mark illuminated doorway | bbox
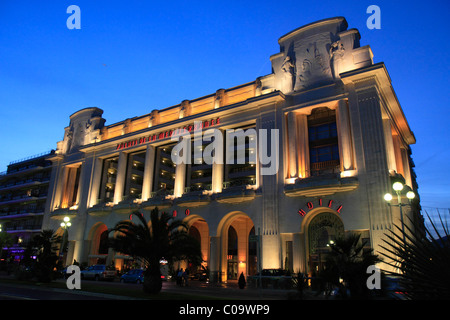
[307,211,344,275]
[219,212,255,282]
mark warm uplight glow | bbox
[406,191,415,200]
[393,182,403,192]
[384,193,393,202]
[285,177,296,184]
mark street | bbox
[0,274,295,301]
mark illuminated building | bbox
[42,17,420,280]
[0,151,54,261]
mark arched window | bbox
[98,230,109,255]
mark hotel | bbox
[42,17,421,282]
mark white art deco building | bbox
[42,17,420,281]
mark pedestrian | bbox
[177,268,184,286]
[182,269,188,287]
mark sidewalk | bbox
[160,279,315,300]
[0,271,316,300]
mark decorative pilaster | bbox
[287,111,298,178]
[114,151,128,204]
[336,99,355,172]
[296,114,310,178]
[141,145,155,201]
[382,118,397,174]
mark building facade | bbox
[42,17,420,281]
[0,151,54,261]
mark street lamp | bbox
[384,182,415,243]
[60,216,71,229]
[60,217,71,263]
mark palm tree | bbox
[380,210,450,300]
[108,208,202,294]
[31,230,61,282]
[320,233,381,299]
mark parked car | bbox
[120,269,144,284]
[80,264,116,281]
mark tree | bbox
[0,232,13,258]
[17,230,61,282]
[32,230,61,282]
[108,208,202,294]
[320,233,381,299]
[380,211,450,300]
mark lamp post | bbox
[60,217,71,264]
[384,182,415,243]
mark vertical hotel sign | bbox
[116,117,220,150]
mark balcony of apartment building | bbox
[0,174,51,193]
[0,204,45,220]
[0,189,48,206]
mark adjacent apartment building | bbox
[38,17,420,281]
[0,151,54,261]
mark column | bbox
[141,145,155,201]
[336,99,355,173]
[211,130,224,193]
[52,164,68,210]
[114,151,128,204]
[382,118,397,174]
[287,111,298,178]
[296,114,309,178]
[61,166,79,208]
[88,158,103,207]
[174,162,186,198]
[212,163,223,194]
[209,236,221,283]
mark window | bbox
[308,108,340,175]
[124,150,146,198]
[153,144,176,195]
[98,156,119,203]
[224,124,256,188]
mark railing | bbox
[184,184,212,193]
[8,150,54,165]
[309,160,340,176]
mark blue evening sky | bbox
[0,1,449,215]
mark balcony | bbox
[0,209,44,219]
[215,181,260,204]
[5,225,42,233]
[88,200,113,217]
[49,207,78,220]
[284,171,358,197]
[141,189,173,210]
[175,186,212,208]
[0,177,50,192]
[0,194,47,206]
[113,194,141,214]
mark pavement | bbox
[0,272,312,301]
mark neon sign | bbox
[298,198,343,217]
[116,117,220,150]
